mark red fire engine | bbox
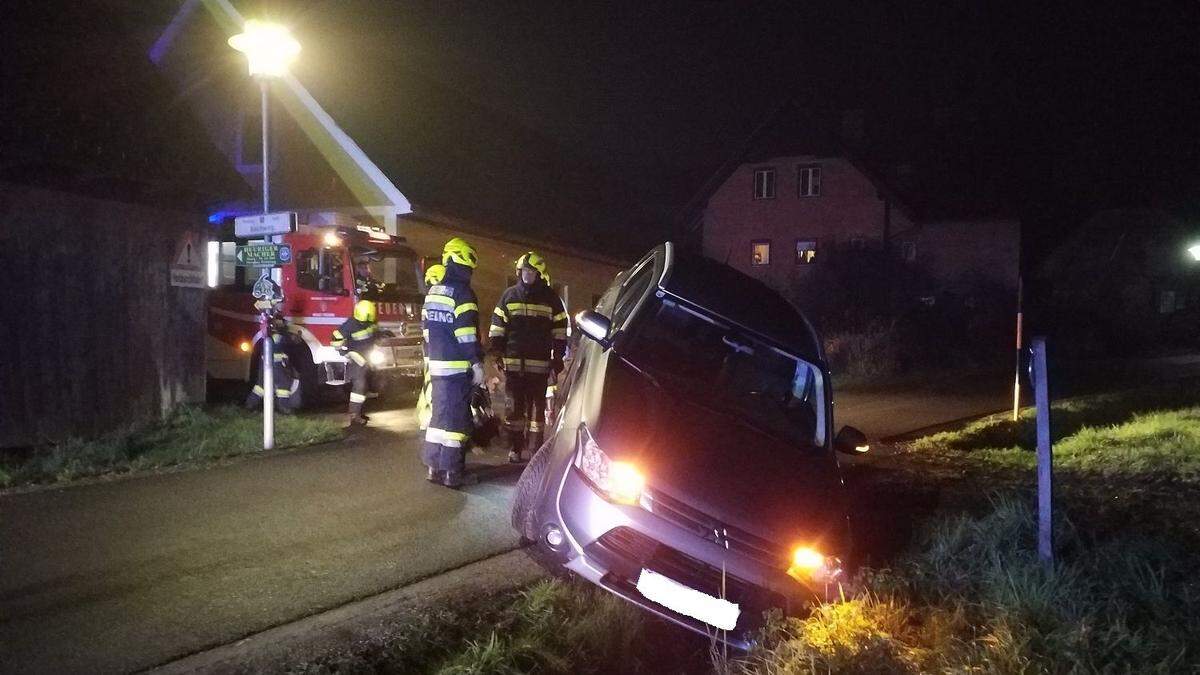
[207,217,425,396]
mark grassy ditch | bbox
[289,578,692,674]
[0,406,343,489]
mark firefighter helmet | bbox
[442,237,478,269]
[424,263,446,286]
[516,251,548,282]
[353,300,377,323]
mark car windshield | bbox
[356,250,420,299]
[620,296,825,449]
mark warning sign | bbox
[170,231,206,289]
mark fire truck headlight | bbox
[323,231,341,247]
[369,348,387,366]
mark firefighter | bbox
[421,238,484,487]
[416,263,446,432]
[332,299,378,427]
[489,252,569,463]
[245,313,303,413]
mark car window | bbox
[620,296,826,449]
[610,259,655,329]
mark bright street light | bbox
[228,19,300,452]
[1188,243,1200,262]
[227,20,300,78]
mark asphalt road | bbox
[0,409,522,674]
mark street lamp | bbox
[229,20,299,451]
[1188,242,1200,262]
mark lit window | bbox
[795,239,817,264]
[798,165,821,197]
[751,240,771,266]
[753,168,776,200]
[900,241,917,262]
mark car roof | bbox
[656,243,824,363]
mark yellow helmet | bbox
[442,237,478,269]
[353,299,377,323]
[424,263,446,286]
[516,251,548,282]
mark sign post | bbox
[1030,337,1053,568]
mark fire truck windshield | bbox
[356,250,420,300]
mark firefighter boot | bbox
[426,466,444,483]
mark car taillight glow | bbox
[575,425,644,505]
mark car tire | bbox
[511,437,553,542]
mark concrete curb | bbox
[146,549,546,674]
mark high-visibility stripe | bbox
[348,352,367,366]
[488,326,506,337]
[349,392,367,403]
[425,294,455,308]
[454,327,476,337]
[252,385,265,396]
[456,335,477,343]
[331,330,345,346]
[454,302,478,316]
[422,329,430,340]
[493,306,508,321]
[552,329,568,339]
[553,312,569,322]
[275,388,292,398]
[425,427,469,447]
[273,353,287,362]
[351,326,376,339]
[504,357,550,367]
[528,421,541,432]
[428,360,470,375]
[505,302,553,317]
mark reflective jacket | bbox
[331,317,377,366]
[488,279,568,374]
[422,260,481,376]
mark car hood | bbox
[594,359,849,555]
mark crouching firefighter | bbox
[416,263,446,431]
[489,252,568,463]
[422,238,484,487]
[332,300,378,427]
[245,313,303,413]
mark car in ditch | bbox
[511,242,867,648]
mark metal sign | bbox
[236,243,293,268]
[169,230,206,288]
[234,211,297,238]
[252,276,283,301]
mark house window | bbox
[900,241,917,262]
[751,240,771,266]
[753,168,776,200]
[795,239,817,264]
[1158,290,1177,314]
[797,164,821,197]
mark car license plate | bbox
[635,568,740,631]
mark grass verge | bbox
[0,406,343,489]
[290,578,662,674]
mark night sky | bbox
[9,0,1200,259]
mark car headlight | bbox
[787,545,843,585]
[368,348,387,366]
[575,424,644,505]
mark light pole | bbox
[229,20,300,450]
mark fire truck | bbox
[207,216,426,398]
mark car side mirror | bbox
[834,426,869,454]
[576,310,613,350]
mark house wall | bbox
[0,184,207,447]
[702,156,913,293]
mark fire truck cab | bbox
[207,216,425,397]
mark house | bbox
[696,104,1020,319]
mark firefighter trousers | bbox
[422,373,473,472]
[347,355,370,418]
[506,371,548,454]
[246,362,302,411]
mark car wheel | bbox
[511,437,554,542]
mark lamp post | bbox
[229,20,300,450]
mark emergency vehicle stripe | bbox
[454,302,478,316]
[349,392,367,403]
